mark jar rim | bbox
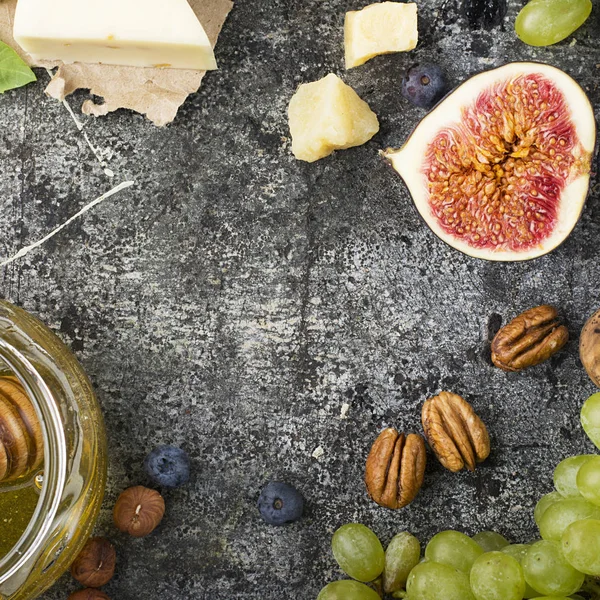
[0,338,67,585]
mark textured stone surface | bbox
[1,0,600,598]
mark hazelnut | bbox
[70,537,116,588]
[113,485,165,537]
[68,590,111,600]
[580,308,600,387]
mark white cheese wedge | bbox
[13,0,217,70]
[345,2,418,69]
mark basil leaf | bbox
[0,41,36,93]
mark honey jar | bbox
[0,301,107,599]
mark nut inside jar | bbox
[0,367,44,560]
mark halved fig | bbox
[383,62,596,261]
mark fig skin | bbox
[382,61,596,262]
[580,309,600,387]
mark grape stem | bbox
[369,576,384,598]
[391,592,407,598]
[582,576,600,598]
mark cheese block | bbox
[13,0,217,70]
[344,2,418,69]
[288,73,379,163]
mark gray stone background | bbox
[1,0,599,598]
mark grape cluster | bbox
[317,393,600,599]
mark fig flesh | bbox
[384,62,595,261]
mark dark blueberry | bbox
[463,0,507,29]
[257,481,304,526]
[401,64,450,110]
[144,446,190,488]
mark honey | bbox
[0,369,44,561]
[0,482,40,559]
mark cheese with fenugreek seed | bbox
[13,0,217,70]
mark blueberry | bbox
[463,0,507,29]
[144,446,190,488]
[257,481,304,526]
[401,64,450,109]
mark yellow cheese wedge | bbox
[345,2,418,69]
[288,73,379,163]
[13,0,217,70]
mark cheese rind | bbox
[288,73,379,163]
[345,2,418,69]
[13,0,217,70]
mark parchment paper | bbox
[0,0,233,125]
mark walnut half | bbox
[422,391,490,472]
[491,305,568,372]
[365,428,426,509]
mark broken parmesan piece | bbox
[344,2,418,69]
[288,73,379,163]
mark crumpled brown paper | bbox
[0,0,233,125]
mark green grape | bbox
[316,580,381,600]
[406,561,475,600]
[538,497,600,541]
[472,531,510,552]
[561,518,600,576]
[576,456,600,506]
[522,540,584,596]
[501,544,530,561]
[529,597,571,599]
[535,492,563,527]
[514,0,592,47]
[470,551,525,600]
[332,524,385,582]
[581,393,600,449]
[383,532,421,594]
[501,544,539,598]
[425,530,483,574]
[554,456,595,497]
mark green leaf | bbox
[0,41,36,94]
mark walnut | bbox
[365,428,426,509]
[113,486,165,537]
[491,305,568,372]
[70,537,116,588]
[422,391,490,472]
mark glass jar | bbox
[0,300,107,600]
